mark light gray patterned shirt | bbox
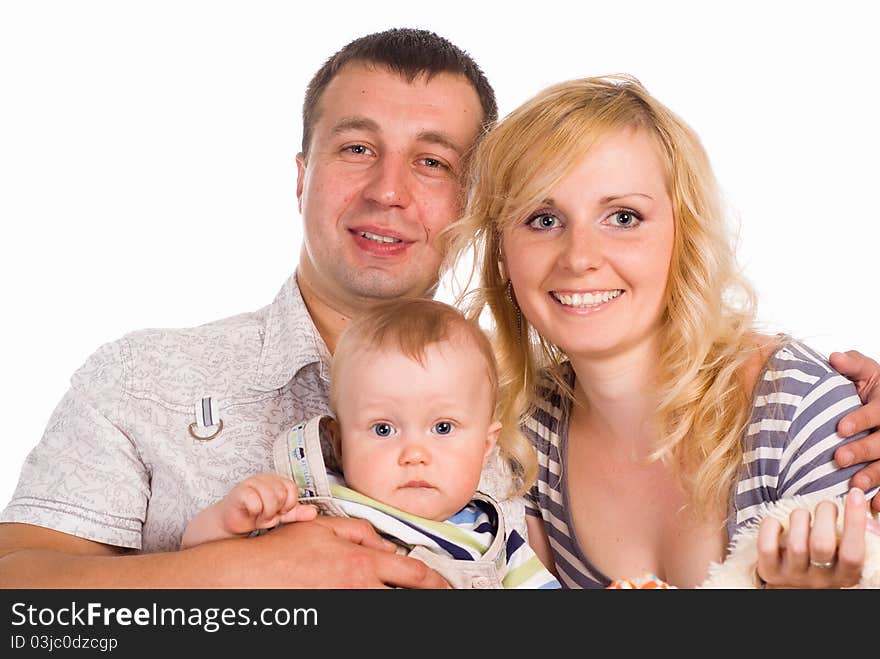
[2,274,522,552]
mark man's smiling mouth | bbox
[359,230,403,244]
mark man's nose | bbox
[362,153,412,208]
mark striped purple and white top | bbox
[524,340,874,589]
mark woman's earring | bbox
[505,279,523,334]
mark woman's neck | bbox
[568,336,662,455]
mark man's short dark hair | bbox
[301,28,497,156]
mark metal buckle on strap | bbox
[188,397,223,441]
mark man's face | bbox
[296,62,484,310]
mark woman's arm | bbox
[526,515,559,579]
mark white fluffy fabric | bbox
[700,492,880,588]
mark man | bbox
[1,28,879,588]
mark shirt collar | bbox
[253,272,331,392]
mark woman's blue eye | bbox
[608,210,642,228]
[527,214,560,230]
[372,423,394,437]
[432,421,453,435]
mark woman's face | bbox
[501,127,675,361]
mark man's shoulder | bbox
[121,306,270,358]
[71,275,324,405]
[69,306,271,404]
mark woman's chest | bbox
[564,440,727,587]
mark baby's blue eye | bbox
[432,421,453,435]
[372,423,394,437]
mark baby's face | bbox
[332,339,500,521]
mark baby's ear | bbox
[483,421,502,464]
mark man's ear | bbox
[295,153,306,213]
[483,421,502,465]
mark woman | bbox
[449,75,879,588]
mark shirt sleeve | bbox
[0,338,150,549]
[776,370,873,501]
[524,484,539,516]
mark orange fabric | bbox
[606,574,676,589]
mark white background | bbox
[1,0,878,506]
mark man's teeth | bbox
[553,290,622,307]
[360,231,402,244]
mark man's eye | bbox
[344,144,371,156]
[432,421,454,435]
[371,423,394,437]
[527,214,560,230]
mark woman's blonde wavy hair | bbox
[444,74,767,515]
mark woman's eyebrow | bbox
[600,192,654,203]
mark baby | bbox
[182,298,560,589]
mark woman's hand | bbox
[755,488,870,588]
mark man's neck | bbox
[294,267,440,354]
[295,272,353,355]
